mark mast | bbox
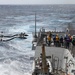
[34,13,37,38]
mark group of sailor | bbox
[19,32,26,38]
[43,31,75,49]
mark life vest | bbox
[47,36,51,41]
[56,36,59,41]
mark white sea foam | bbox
[0,59,33,75]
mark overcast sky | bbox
[0,0,75,5]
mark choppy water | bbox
[0,5,75,75]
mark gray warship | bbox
[31,16,75,75]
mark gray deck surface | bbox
[35,46,75,72]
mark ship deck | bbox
[34,45,75,75]
[32,30,75,75]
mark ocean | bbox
[0,5,75,75]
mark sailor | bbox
[20,32,25,38]
[72,36,75,46]
[40,27,45,41]
[64,34,67,48]
[72,36,75,57]
[55,34,59,47]
[59,36,63,47]
[69,34,72,42]
[47,34,51,46]
[53,35,56,46]
[20,32,23,37]
[65,35,70,49]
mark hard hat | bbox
[68,34,70,36]
[56,34,58,36]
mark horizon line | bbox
[0,4,75,5]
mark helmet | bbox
[56,34,58,36]
[68,34,70,36]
